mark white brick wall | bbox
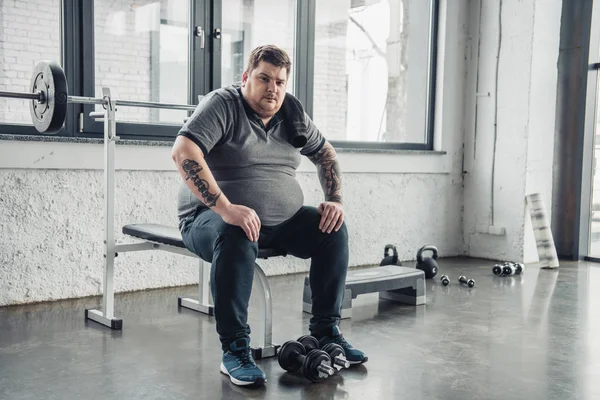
[94,1,151,123]
[313,0,349,140]
[0,0,189,126]
[221,0,296,87]
[95,1,189,124]
[0,0,61,124]
[94,0,159,123]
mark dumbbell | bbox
[297,335,350,370]
[492,264,504,276]
[493,262,513,276]
[278,340,336,382]
[458,275,475,288]
[440,274,450,286]
[502,262,524,276]
[493,262,524,276]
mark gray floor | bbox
[2,257,600,400]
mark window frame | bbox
[0,0,439,150]
[310,0,440,151]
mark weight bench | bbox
[302,265,426,319]
[85,223,283,360]
[83,102,422,359]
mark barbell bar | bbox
[0,90,199,110]
[0,60,198,134]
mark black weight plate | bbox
[278,341,305,373]
[29,61,68,134]
[297,335,318,352]
[322,343,344,359]
[303,350,332,382]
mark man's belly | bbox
[218,176,305,226]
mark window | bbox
[312,0,437,148]
[220,0,296,92]
[0,0,438,149]
[0,0,61,129]
[93,0,190,124]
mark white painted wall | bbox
[462,0,562,262]
[0,139,463,306]
[0,0,472,306]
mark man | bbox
[171,44,367,387]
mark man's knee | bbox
[215,223,259,258]
[327,221,348,247]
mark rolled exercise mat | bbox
[525,193,559,269]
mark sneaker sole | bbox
[220,362,266,386]
[349,356,368,365]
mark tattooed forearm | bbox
[308,145,342,204]
[181,159,222,207]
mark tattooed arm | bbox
[171,136,261,241]
[307,141,344,233]
[308,141,342,204]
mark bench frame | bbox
[83,92,278,359]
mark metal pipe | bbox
[0,90,41,101]
[1,91,197,111]
[67,95,105,105]
[68,95,197,111]
[114,99,197,111]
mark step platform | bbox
[302,265,425,319]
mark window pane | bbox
[94,0,189,124]
[221,0,296,93]
[313,0,434,143]
[0,0,61,126]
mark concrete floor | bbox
[1,257,600,400]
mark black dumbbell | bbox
[504,262,523,275]
[321,343,350,370]
[440,274,450,286]
[298,335,350,370]
[298,335,319,352]
[492,264,504,276]
[458,275,475,288]
[278,340,336,382]
[494,261,524,276]
[502,263,516,276]
[499,262,524,276]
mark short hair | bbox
[245,45,292,78]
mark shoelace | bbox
[332,335,353,350]
[233,349,255,367]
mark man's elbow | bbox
[171,135,203,164]
[171,145,183,164]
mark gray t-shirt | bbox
[177,85,325,227]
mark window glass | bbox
[221,0,296,93]
[94,0,190,124]
[313,0,434,143]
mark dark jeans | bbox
[180,206,349,351]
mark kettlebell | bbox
[380,244,402,266]
[415,245,439,279]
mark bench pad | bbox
[122,223,287,259]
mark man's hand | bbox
[317,201,344,234]
[220,204,261,242]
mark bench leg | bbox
[85,248,123,329]
[85,112,122,330]
[178,259,214,315]
[251,262,278,360]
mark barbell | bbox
[0,60,198,134]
